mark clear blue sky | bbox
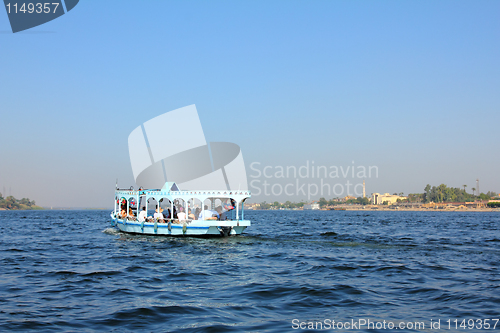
[1,0,499,207]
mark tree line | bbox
[0,193,42,210]
[422,184,496,203]
[318,197,370,207]
[258,201,306,210]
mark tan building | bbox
[372,193,406,205]
[244,203,261,210]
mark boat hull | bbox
[110,214,250,236]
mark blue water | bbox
[1,210,499,332]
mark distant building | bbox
[372,193,406,205]
[303,202,320,210]
[244,203,261,210]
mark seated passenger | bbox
[154,206,164,222]
[177,207,187,220]
[194,208,201,220]
[163,208,171,220]
[188,208,196,220]
[210,208,220,219]
[216,206,227,221]
[128,208,135,219]
[199,205,218,220]
[120,208,127,219]
[138,207,147,222]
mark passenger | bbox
[138,207,147,222]
[194,208,201,220]
[177,207,187,220]
[164,208,171,220]
[154,206,164,222]
[120,206,127,219]
[210,207,220,219]
[199,205,218,220]
[188,208,196,220]
[216,206,227,221]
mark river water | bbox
[1,210,499,332]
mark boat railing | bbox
[114,214,246,223]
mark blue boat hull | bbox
[110,214,249,236]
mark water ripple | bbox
[0,210,499,331]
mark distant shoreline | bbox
[1,207,498,212]
[0,207,111,211]
[248,208,500,212]
[0,207,43,211]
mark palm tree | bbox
[472,188,476,196]
[463,185,467,193]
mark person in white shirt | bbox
[199,205,218,220]
[153,206,164,222]
[177,206,187,220]
[138,207,148,222]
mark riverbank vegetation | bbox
[0,193,43,210]
[422,184,496,203]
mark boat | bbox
[329,207,346,211]
[110,181,251,236]
[112,105,251,236]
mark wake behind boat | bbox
[111,182,251,236]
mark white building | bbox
[303,203,320,210]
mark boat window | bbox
[128,197,137,216]
[147,197,158,217]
